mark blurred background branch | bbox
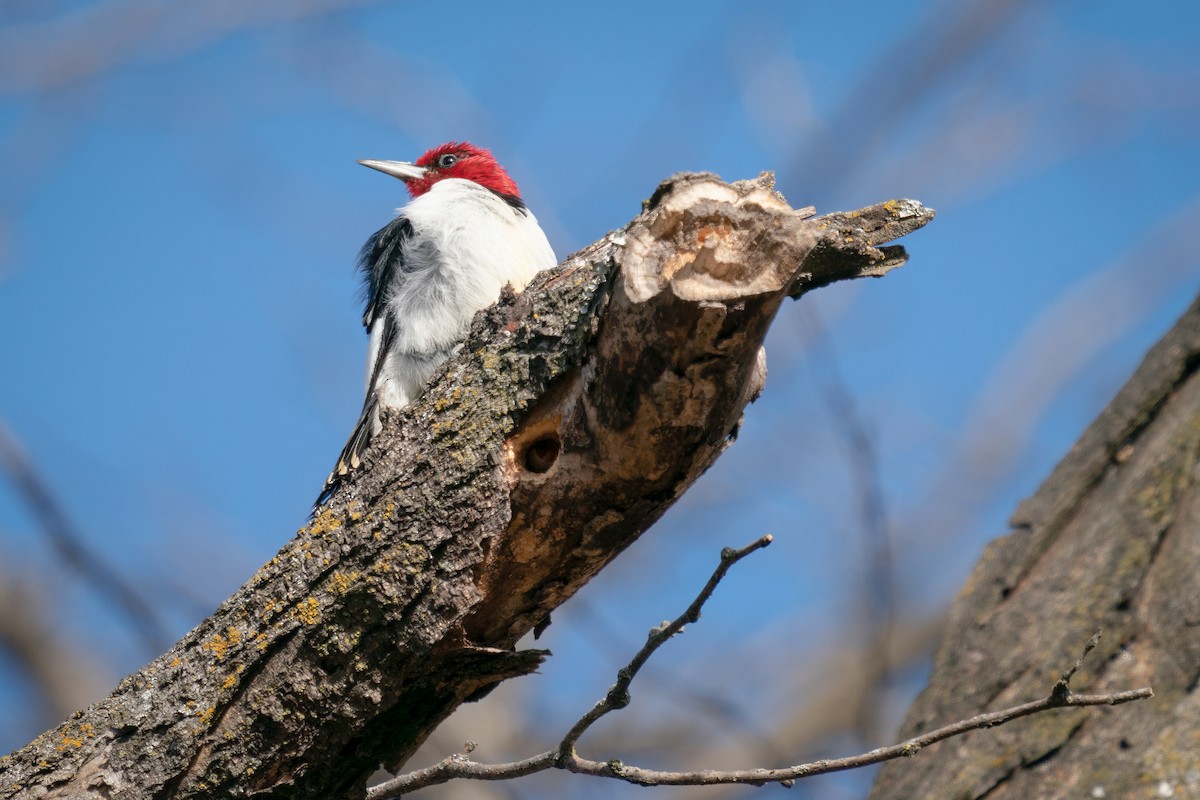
[0,420,168,652]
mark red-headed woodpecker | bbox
[318,142,556,505]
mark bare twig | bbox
[368,535,774,798]
[1052,629,1101,700]
[560,597,789,764]
[556,535,775,756]
[555,686,1151,788]
[368,556,1151,797]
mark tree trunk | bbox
[870,296,1200,799]
[0,172,932,800]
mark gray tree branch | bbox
[0,172,931,800]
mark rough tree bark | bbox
[0,173,932,800]
[870,295,1200,799]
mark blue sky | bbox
[2,0,1198,794]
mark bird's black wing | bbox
[314,217,412,512]
[359,215,413,329]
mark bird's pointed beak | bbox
[358,159,427,181]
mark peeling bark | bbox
[0,172,932,800]
[870,296,1200,800]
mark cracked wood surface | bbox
[0,172,932,800]
[870,296,1200,799]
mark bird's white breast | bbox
[387,178,556,355]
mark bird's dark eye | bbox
[437,153,459,168]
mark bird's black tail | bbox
[313,392,379,513]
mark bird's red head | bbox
[404,142,520,199]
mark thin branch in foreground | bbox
[367,534,773,799]
[368,556,1152,798]
[556,534,775,757]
